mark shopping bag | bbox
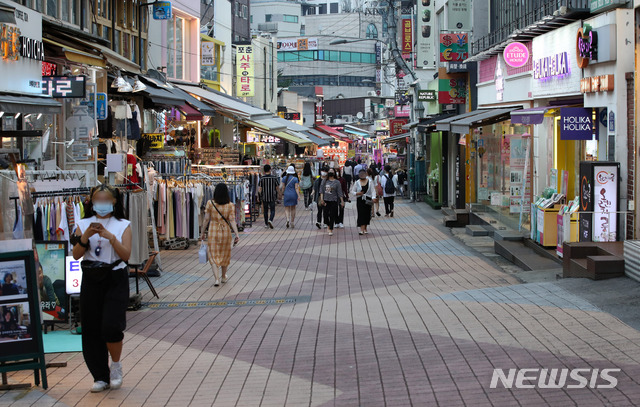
[344,201,354,210]
[198,242,208,264]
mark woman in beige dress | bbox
[200,183,240,286]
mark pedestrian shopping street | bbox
[4,201,640,407]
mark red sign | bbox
[402,19,412,53]
[390,119,408,136]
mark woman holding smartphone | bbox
[72,184,132,393]
[200,183,240,286]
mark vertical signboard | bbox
[447,0,471,31]
[416,0,436,68]
[579,162,593,242]
[201,41,215,66]
[592,164,619,242]
[438,78,466,104]
[236,45,254,97]
[402,19,413,54]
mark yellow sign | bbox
[236,45,254,97]
[0,23,21,61]
[143,133,164,149]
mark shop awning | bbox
[402,121,419,130]
[435,110,483,132]
[131,78,185,107]
[510,106,568,125]
[43,38,106,68]
[450,107,520,134]
[285,130,315,146]
[301,131,330,147]
[272,131,307,145]
[417,113,456,132]
[171,87,216,117]
[344,125,371,137]
[54,33,141,73]
[316,125,354,144]
[306,128,333,142]
[245,118,287,133]
[382,133,410,144]
[178,103,203,121]
[0,93,62,114]
[176,84,273,120]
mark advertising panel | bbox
[439,33,468,62]
[277,38,319,51]
[416,0,436,68]
[560,108,598,141]
[236,45,254,97]
[447,0,471,31]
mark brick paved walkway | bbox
[3,201,640,406]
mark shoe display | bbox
[110,363,123,389]
[91,381,110,393]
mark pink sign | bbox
[394,105,411,117]
[503,42,529,68]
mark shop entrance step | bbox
[466,225,491,237]
[562,242,625,280]
[495,240,562,271]
[441,207,470,228]
[493,230,525,241]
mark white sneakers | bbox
[91,381,110,393]
[110,362,123,389]
[336,224,344,228]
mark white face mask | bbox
[321,171,327,177]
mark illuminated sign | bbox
[247,131,280,143]
[533,52,569,80]
[402,19,412,53]
[576,26,597,69]
[19,36,44,61]
[236,45,254,97]
[283,112,300,120]
[153,1,172,20]
[503,42,529,68]
[0,23,21,61]
[41,76,86,98]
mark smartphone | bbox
[90,222,103,229]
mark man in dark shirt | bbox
[258,164,280,229]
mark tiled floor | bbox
[3,201,640,406]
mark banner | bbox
[447,0,471,31]
[560,107,597,140]
[276,38,319,51]
[402,19,413,53]
[416,0,435,68]
[236,45,254,97]
[390,119,408,136]
[439,33,468,62]
[201,41,215,66]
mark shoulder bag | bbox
[211,201,234,233]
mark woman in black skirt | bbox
[351,169,376,235]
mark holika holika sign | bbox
[560,108,598,141]
[533,52,569,80]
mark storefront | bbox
[0,4,61,167]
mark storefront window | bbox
[167,16,185,80]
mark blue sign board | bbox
[560,108,598,141]
[153,1,172,20]
[96,92,107,120]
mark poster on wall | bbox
[509,136,531,214]
[201,42,215,66]
[236,45,254,97]
[416,0,436,68]
[34,242,68,323]
[447,0,471,31]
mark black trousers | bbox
[337,201,345,224]
[384,196,395,215]
[316,203,325,224]
[303,188,313,208]
[323,201,339,229]
[344,174,352,192]
[80,267,129,383]
[263,201,276,225]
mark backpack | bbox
[384,175,396,195]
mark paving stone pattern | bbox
[3,202,640,406]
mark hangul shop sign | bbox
[590,0,625,13]
[576,25,597,69]
[236,45,254,97]
[247,132,280,143]
[402,19,412,53]
[580,74,614,93]
[142,133,164,149]
[41,76,86,98]
[276,38,318,51]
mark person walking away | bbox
[369,167,382,217]
[300,162,315,211]
[319,169,345,236]
[343,161,353,192]
[313,166,329,229]
[336,169,349,228]
[72,185,132,393]
[397,169,406,197]
[380,165,399,217]
[280,166,300,228]
[201,183,240,286]
[352,169,375,235]
[354,159,364,178]
[258,164,280,229]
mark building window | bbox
[250,15,253,23]
[46,0,58,18]
[242,5,248,19]
[319,4,327,14]
[265,14,272,22]
[167,16,185,80]
[330,2,338,13]
[283,15,298,23]
[366,23,378,39]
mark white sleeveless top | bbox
[76,216,131,270]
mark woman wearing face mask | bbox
[318,169,344,236]
[352,169,375,235]
[72,185,132,393]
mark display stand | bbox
[0,251,48,390]
[536,205,562,248]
